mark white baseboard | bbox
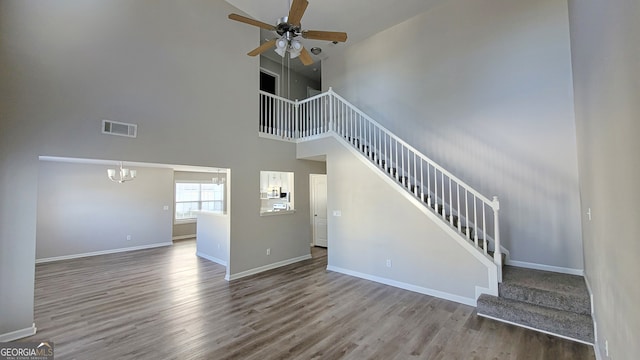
[227,254,312,281]
[506,260,584,276]
[593,339,604,360]
[0,323,37,342]
[172,235,196,241]
[35,242,173,264]
[326,265,476,307]
[196,252,227,267]
[476,313,594,346]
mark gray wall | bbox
[298,136,491,304]
[323,0,584,271]
[260,56,321,100]
[196,212,229,266]
[0,0,323,338]
[568,0,640,358]
[36,161,173,259]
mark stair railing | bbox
[259,88,502,281]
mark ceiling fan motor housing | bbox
[276,16,301,37]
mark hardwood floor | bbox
[25,240,595,359]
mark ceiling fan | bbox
[228,0,348,66]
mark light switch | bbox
[333,210,342,217]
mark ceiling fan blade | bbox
[288,0,309,26]
[302,30,348,43]
[228,13,275,31]
[299,47,314,66]
[247,39,277,57]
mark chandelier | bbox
[107,162,137,183]
[212,169,226,185]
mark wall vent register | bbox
[102,120,138,138]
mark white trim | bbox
[259,132,297,143]
[196,252,227,267]
[227,254,311,281]
[327,265,476,307]
[0,323,37,342]
[38,155,223,173]
[584,275,600,356]
[584,275,595,315]
[506,260,584,276]
[593,339,604,360]
[476,313,594,346]
[35,242,173,264]
[172,234,196,241]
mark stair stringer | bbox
[297,133,499,305]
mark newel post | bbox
[493,196,502,282]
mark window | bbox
[175,182,225,221]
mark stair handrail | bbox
[324,88,497,209]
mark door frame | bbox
[309,174,328,247]
[260,67,280,96]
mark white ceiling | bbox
[225,0,447,82]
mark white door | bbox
[311,174,328,247]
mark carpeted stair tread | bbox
[500,266,590,315]
[477,294,594,344]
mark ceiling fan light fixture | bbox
[290,40,302,51]
[289,39,303,59]
[274,46,287,57]
[275,36,288,57]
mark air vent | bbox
[102,120,137,138]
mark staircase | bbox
[259,88,594,346]
[477,266,594,344]
[260,88,504,279]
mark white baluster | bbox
[465,189,469,239]
[457,183,461,232]
[474,196,478,247]
[427,164,431,206]
[441,172,445,220]
[420,160,424,201]
[482,203,487,255]
[449,177,453,225]
[493,196,502,282]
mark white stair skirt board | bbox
[226,254,312,281]
[0,323,37,342]
[327,265,476,307]
[35,242,173,264]
[196,252,227,267]
[506,260,584,276]
[476,312,594,346]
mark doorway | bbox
[260,68,279,95]
[310,174,327,247]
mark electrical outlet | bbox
[217,243,221,249]
[163,205,169,211]
[126,235,132,241]
[266,248,271,256]
[386,259,392,268]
